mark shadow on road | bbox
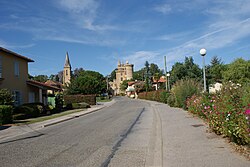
[0,133,45,145]
[0,125,11,131]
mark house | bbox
[126,81,136,98]
[152,76,166,90]
[0,47,60,106]
[45,80,63,94]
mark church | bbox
[63,52,72,86]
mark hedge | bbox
[13,103,45,120]
[0,105,13,125]
[138,90,170,104]
[64,95,96,105]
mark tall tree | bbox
[222,58,250,84]
[170,57,202,85]
[144,61,151,91]
[57,71,63,83]
[66,70,106,95]
[133,68,145,81]
[73,68,84,78]
[150,63,163,76]
[207,56,226,85]
[109,69,117,81]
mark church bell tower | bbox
[63,52,72,86]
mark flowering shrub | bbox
[187,82,250,145]
[171,79,201,109]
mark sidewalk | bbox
[150,101,250,167]
[0,100,116,142]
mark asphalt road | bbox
[0,97,153,167]
[1,97,249,167]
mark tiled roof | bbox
[27,80,62,90]
[0,47,34,62]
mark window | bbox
[121,77,123,81]
[29,92,35,103]
[66,70,68,76]
[0,56,2,78]
[14,61,19,77]
[13,91,21,106]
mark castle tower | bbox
[63,52,72,86]
[113,60,134,94]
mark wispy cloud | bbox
[155,1,250,65]
[0,39,35,49]
[154,3,171,14]
[58,0,117,32]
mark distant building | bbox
[109,60,134,95]
[63,52,72,86]
[152,76,166,90]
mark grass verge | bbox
[96,97,112,102]
[14,108,86,125]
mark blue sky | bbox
[0,0,250,76]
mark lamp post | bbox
[200,48,207,92]
[166,73,170,92]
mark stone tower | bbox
[63,52,71,86]
[112,60,134,94]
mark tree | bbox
[153,72,161,90]
[133,69,145,81]
[145,61,151,91]
[73,68,84,78]
[109,69,117,81]
[33,75,48,82]
[206,56,226,85]
[57,71,63,83]
[66,70,106,95]
[170,57,202,85]
[150,63,163,76]
[120,80,131,91]
[222,58,250,84]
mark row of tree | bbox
[118,56,249,93]
[30,56,249,96]
[170,56,250,88]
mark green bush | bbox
[160,91,170,103]
[0,89,14,105]
[138,90,163,102]
[64,94,96,105]
[13,103,44,119]
[167,94,176,107]
[55,94,63,112]
[171,79,201,109]
[0,105,13,125]
[187,82,250,145]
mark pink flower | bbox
[244,109,250,115]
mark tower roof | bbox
[64,52,71,68]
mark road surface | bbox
[0,97,249,167]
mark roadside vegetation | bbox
[138,57,250,147]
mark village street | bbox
[0,97,249,167]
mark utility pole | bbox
[164,56,167,91]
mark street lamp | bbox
[166,73,170,92]
[200,48,207,92]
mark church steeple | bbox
[63,52,72,86]
[64,52,71,68]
